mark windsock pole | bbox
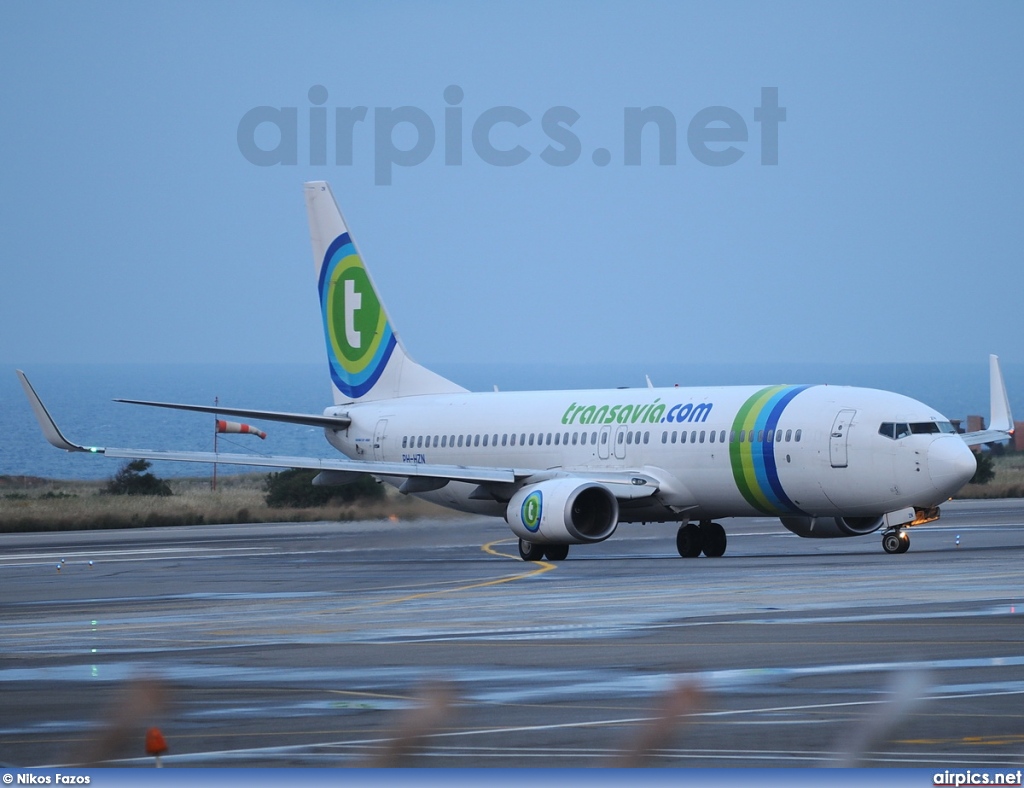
[212,397,218,491]
[211,406,268,490]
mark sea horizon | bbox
[3,360,1020,481]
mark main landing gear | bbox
[881,528,910,554]
[676,521,727,558]
[518,539,569,562]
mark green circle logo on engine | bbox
[521,490,542,533]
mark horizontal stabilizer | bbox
[114,398,351,429]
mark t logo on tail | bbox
[344,278,362,350]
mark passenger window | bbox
[785,429,792,442]
[794,429,802,442]
[709,430,716,444]
[493,434,498,446]
[563,432,569,445]
[520,433,526,445]
[661,431,668,444]
[593,432,599,444]
[482,434,488,447]
[757,430,764,442]
[402,436,408,448]
[617,431,624,444]
[510,433,516,446]
[681,431,687,444]
[601,432,607,445]
[434,436,439,448]
[765,429,774,443]
[554,433,560,446]
[720,430,726,443]
[457,435,464,447]
[691,431,697,443]
[572,433,578,445]
[626,431,633,445]
[529,434,535,446]
[644,431,650,444]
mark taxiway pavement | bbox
[1,499,1022,767]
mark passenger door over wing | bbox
[373,419,388,461]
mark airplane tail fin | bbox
[304,181,466,404]
[988,354,1014,434]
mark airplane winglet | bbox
[988,354,1013,434]
[16,370,104,454]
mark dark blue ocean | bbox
[3,361,1021,481]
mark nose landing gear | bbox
[882,528,910,554]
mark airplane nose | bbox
[928,437,977,495]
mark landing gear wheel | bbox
[544,544,569,561]
[701,522,727,558]
[518,538,545,561]
[676,523,702,558]
[882,530,910,554]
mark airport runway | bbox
[1,499,1022,768]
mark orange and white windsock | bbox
[216,420,267,440]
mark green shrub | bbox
[970,452,995,485]
[103,459,172,497]
[264,468,383,508]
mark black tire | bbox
[701,522,727,558]
[896,532,910,554]
[518,538,545,561]
[882,531,903,554]
[544,544,569,561]
[676,523,702,558]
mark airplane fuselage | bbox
[325,383,976,525]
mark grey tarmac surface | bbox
[1,499,1022,768]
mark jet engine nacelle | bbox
[779,515,885,539]
[507,479,619,545]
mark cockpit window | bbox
[879,422,911,440]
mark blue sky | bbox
[2,1,1022,368]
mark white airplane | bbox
[18,181,1015,559]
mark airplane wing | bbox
[17,370,668,501]
[960,355,1015,447]
[17,370,512,485]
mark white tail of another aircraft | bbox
[304,181,465,405]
